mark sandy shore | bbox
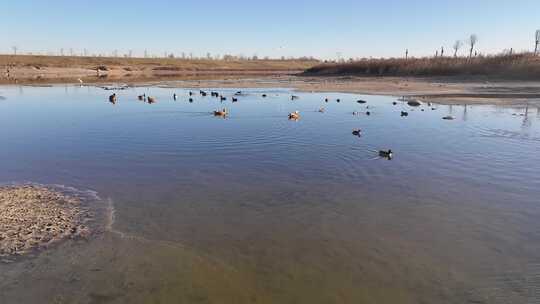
[0,185,93,258]
[2,62,540,105]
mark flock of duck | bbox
[106,89,456,160]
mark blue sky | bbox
[1,0,539,59]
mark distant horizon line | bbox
[0,48,538,63]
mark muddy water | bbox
[0,85,539,303]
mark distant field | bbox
[0,55,319,84]
[0,55,318,71]
[303,54,540,79]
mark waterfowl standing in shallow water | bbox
[173,93,177,100]
[352,129,361,136]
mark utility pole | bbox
[405,49,408,59]
[535,30,540,55]
[12,46,18,55]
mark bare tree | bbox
[11,46,18,55]
[453,40,462,57]
[467,34,478,59]
[535,29,540,55]
[405,49,408,59]
[441,46,444,57]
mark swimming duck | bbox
[366,111,371,116]
[189,98,194,103]
[336,99,341,103]
[138,94,145,101]
[325,98,329,102]
[214,108,228,117]
[109,93,117,104]
[232,97,238,102]
[407,100,421,107]
[189,91,194,96]
[401,111,409,117]
[392,101,397,105]
[262,94,267,98]
[357,100,367,104]
[220,96,227,101]
[318,108,325,113]
[379,149,393,159]
[291,95,299,100]
[147,96,156,104]
[288,111,300,120]
[352,129,361,136]
[442,115,455,120]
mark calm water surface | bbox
[0,84,539,304]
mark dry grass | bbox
[303,54,540,79]
[0,55,319,72]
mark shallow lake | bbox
[1,84,539,304]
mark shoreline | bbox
[2,72,540,106]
